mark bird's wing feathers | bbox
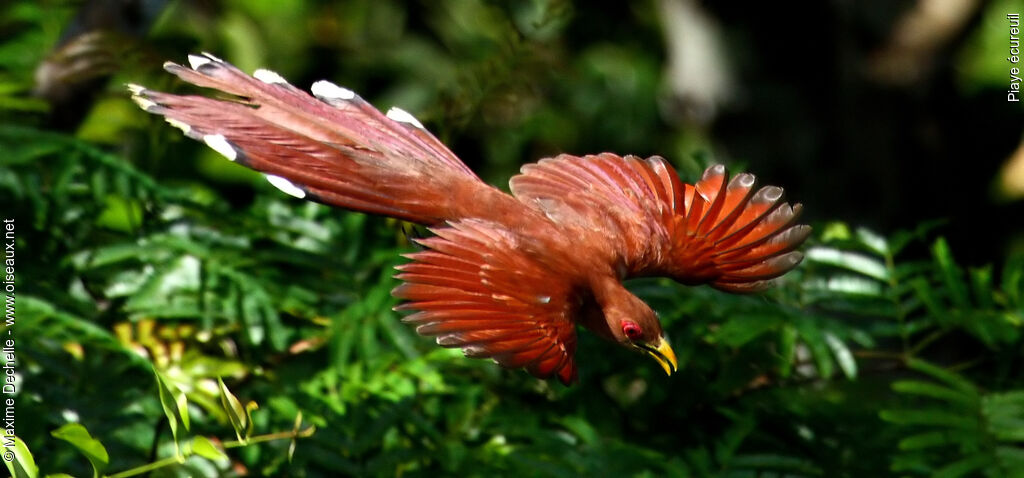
[510,153,810,292]
[392,219,578,384]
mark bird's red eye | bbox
[622,320,643,340]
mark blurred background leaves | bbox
[2,0,1024,476]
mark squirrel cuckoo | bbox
[129,53,810,384]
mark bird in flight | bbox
[129,53,810,385]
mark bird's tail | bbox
[129,53,486,226]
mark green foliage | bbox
[1,436,39,478]
[798,226,1024,476]
[882,360,1024,477]
[2,1,1023,477]
[155,370,189,457]
[50,423,109,477]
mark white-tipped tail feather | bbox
[265,174,306,199]
[202,134,237,161]
[253,68,287,84]
[187,54,212,70]
[311,80,355,101]
[386,107,424,129]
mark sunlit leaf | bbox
[288,411,304,462]
[803,275,883,297]
[805,247,888,280]
[191,436,227,461]
[219,377,249,442]
[1,435,38,478]
[155,369,190,455]
[50,423,109,477]
[95,194,142,232]
[245,400,259,439]
[824,332,857,379]
[819,221,851,242]
[855,227,889,256]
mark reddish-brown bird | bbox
[129,53,810,384]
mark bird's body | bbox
[130,53,810,384]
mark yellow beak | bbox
[638,337,678,376]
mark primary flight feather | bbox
[129,53,810,384]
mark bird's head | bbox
[585,276,679,376]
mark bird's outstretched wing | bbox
[510,154,810,292]
[393,219,579,384]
